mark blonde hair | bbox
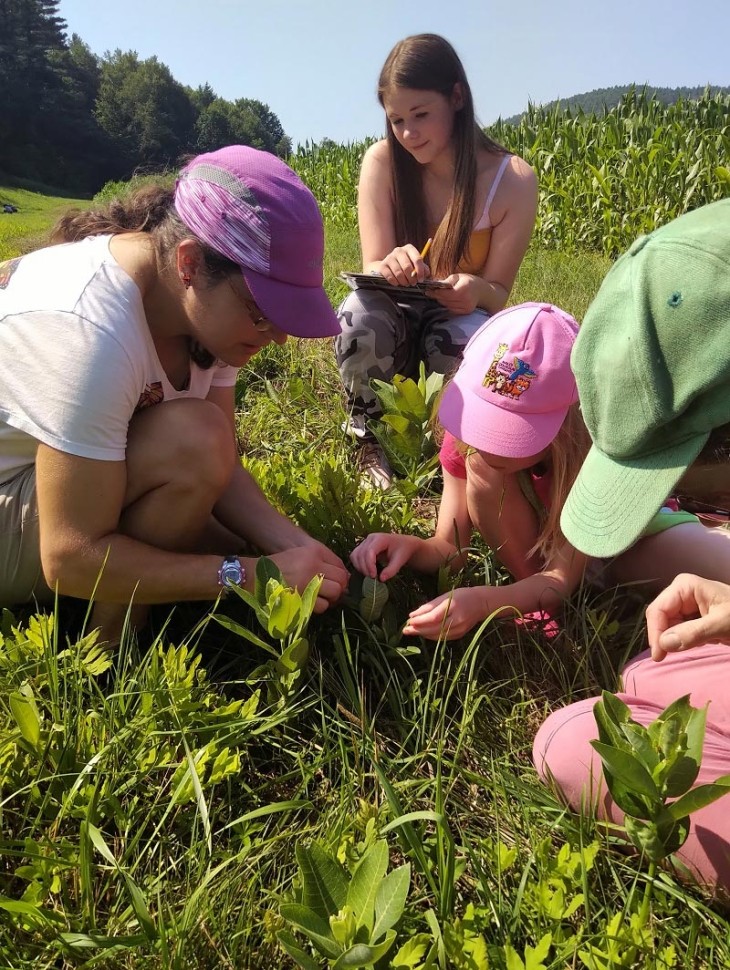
[377,33,506,279]
[528,404,592,563]
[436,400,592,566]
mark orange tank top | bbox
[432,154,512,276]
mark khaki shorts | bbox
[0,466,54,607]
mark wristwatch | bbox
[218,555,245,591]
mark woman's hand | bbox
[375,245,430,287]
[430,273,481,315]
[350,532,425,581]
[403,586,488,640]
[646,573,730,662]
[270,541,349,614]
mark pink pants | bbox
[533,644,730,892]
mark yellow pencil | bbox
[411,237,433,278]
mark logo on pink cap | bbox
[438,303,579,458]
[482,344,538,399]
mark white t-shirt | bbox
[0,235,238,483]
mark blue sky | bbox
[60,0,728,149]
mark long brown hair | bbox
[377,33,506,278]
[50,182,240,368]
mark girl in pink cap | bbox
[0,146,349,642]
[351,302,726,641]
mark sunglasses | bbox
[675,496,730,523]
[241,296,274,333]
[227,278,274,333]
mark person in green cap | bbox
[533,197,730,893]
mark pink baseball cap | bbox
[438,303,579,458]
[174,145,339,338]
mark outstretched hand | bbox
[270,541,349,614]
[350,532,423,582]
[645,573,730,662]
[403,586,487,641]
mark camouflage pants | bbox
[335,289,489,440]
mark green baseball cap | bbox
[561,198,730,557]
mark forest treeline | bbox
[0,0,292,193]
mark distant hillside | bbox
[500,84,730,124]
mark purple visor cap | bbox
[174,145,339,338]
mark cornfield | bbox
[290,89,730,257]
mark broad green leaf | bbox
[372,863,410,940]
[391,933,431,969]
[370,378,398,413]
[276,637,309,674]
[668,776,730,819]
[297,843,348,919]
[277,929,321,970]
[267,588,302,640]
[393,374,427,421]
[505,944,525,970]
[380,413,411,435]
[525,932,552,970]
[300,574,323,625]
[279,903,340,958]
[359,576,389,623]
[591,741,660,801]
[656,710,684,763]
[255,556,283,601]
[598,777,651,821]
[224,583,269,626]
[332,931,397,969]
[625,814,689,862]
[683,704,709,772]
[9,684,41,748]
[594,693,632,745]
[208,746,241,785]
[662,754,701,799]
[212,613,278,657]
[347,839,388,931]
[621,723,659,772]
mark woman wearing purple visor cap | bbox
[0,145,349,642]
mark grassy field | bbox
[1,190,729,970]
[0,183,89,261]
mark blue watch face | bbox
[221,558,243,587]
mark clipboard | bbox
[340,271,453,300]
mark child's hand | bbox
[430,273,480,314]
[350,532,423,581]
[403,586,487,640]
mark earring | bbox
[181,272,192,289]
